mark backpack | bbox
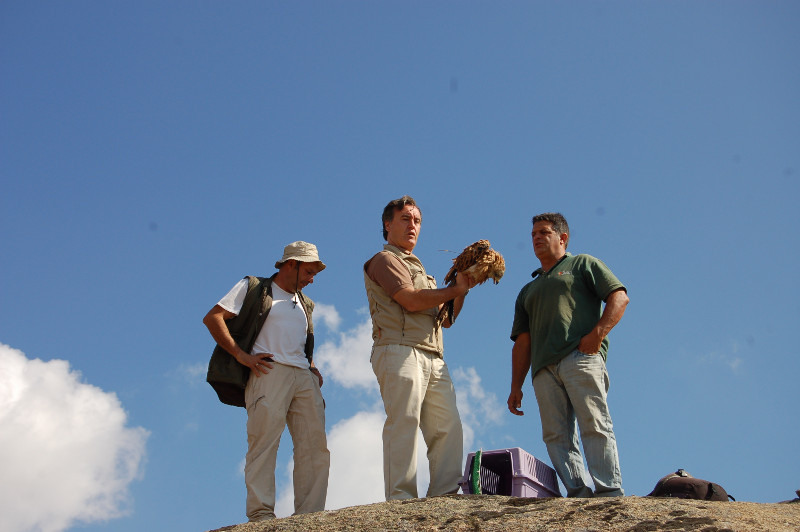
[647,469,734,501]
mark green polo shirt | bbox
[510,253,625,377]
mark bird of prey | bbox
[437,239,505,325]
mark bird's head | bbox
[489,252,505,284]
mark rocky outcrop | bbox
[209,494,800,531]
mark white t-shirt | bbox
[217,279,310,369]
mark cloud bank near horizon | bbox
[0,343,149,532]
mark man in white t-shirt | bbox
[203,241,329,521]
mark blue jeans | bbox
[532,349,623,497]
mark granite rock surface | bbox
[209,495,800,532]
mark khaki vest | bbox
[363,245,443,356]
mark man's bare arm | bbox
[203,305,274,376]
[507,332,532,416]
[392,271,472,313]
[577,288,629,355]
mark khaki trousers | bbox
[244,363,329,521]
[371,344,463,500]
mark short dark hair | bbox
[532,212,570,248]
[381,195,421,240]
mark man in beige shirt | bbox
[364,195,475,500]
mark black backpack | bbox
[647,469,735,501]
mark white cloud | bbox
[698,342,744,372]
[0,343,149,532]
[728,358,743,371]
[171,361,207,387]
[313,303,342,332]
[325,409,385,508]
[315,316,377,391]
[452,366,504,436]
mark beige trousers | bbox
[244,363,329,521]
[371,344,463,500]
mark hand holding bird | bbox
[437,239,505,324]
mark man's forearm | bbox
[203,310,247,362]
[595,289,629,337]
[394,284,467,313]
[450,293,466,321]
[510,333,532,391]
[578,289,629,354]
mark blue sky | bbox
[1,2,798,531]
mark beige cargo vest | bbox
[364,244,444,356]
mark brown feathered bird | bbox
[437,239,505,324]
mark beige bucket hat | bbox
[275,241,326,271]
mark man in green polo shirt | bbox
[507,212,629,497]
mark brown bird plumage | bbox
[438,239,505,324]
